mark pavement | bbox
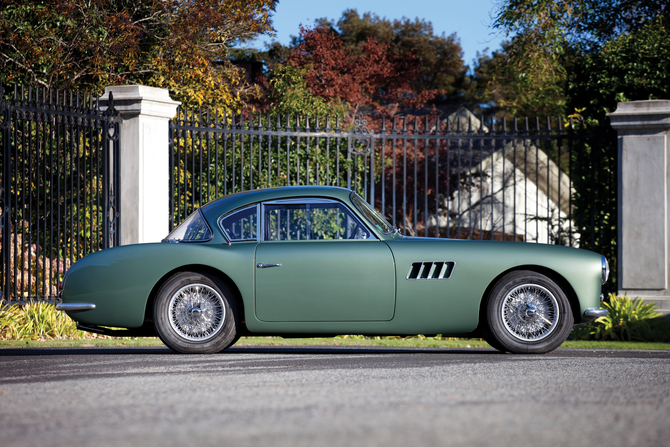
[1,345,669,447]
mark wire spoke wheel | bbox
[501,284,558,341]
[168,284,225,341]
[486,271,573,354]
[154,272,238,354]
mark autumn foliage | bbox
[0,0,277,110]
[287,25,441,113]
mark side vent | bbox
[406,261,455,280]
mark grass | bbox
[1,336,669,350]
[2,302,669,351]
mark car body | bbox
[57,186,609,354]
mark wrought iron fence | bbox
[169,107,616,287]
[0,85,121,305]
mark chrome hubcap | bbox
[168,284,225,341]
[501,284,559,341]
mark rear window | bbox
[162,210,212,243]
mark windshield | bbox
[162,209,212,243]
[350,192,394,234]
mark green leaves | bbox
[572,295,670,342]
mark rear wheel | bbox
[154,272,238,354]
[486,270,573,354]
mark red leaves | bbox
[286,25,441,113]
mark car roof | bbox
[200,186,355,216]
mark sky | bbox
[243,0,508,67]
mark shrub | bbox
[572,294,670,342]
[0,302,111,340]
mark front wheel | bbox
[486,270,574,354]
[154,272,239,354]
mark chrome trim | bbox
[168,283,225,341]
[500,284,560,342]
[584,308,608,318]
[601,255,610,285]
[56,303,96,311]
[264,198,339,205]
[257,263,281,269]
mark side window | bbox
[220,205,258,242]
[163,209,212,243]
[263,201,371,241]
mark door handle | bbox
[257,263,281,269]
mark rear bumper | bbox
[56,303,96,311]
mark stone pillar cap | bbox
[608,100,670,131]
[99,85,180,119]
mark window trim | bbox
[218,204,260,242]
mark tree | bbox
[266,63,347,117]
[290,25,441,112]
[461,43,517,115]
[335,10,466,103]
[259,23,444,116]
[491,0,670,115]
[249,9,467,114]
[0,0,277,110]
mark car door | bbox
[255,198,396,322]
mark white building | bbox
[428,108,578,245]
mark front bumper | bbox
[583,308,608,321]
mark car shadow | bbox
[0,344,504,357]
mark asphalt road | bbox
[1,346,669,447]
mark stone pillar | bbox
[99,85,180,245]
[608,101,670,313]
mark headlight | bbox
[601,255,609,285]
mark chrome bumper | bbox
[583,308,608,319]
[56,303,96,311]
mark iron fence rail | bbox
[169,108,614,252]
[0,85,121,305]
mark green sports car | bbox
[57,186,609,354]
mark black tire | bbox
[483,335,509,353]
[154,272,239,354]
[486,270,574,354]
